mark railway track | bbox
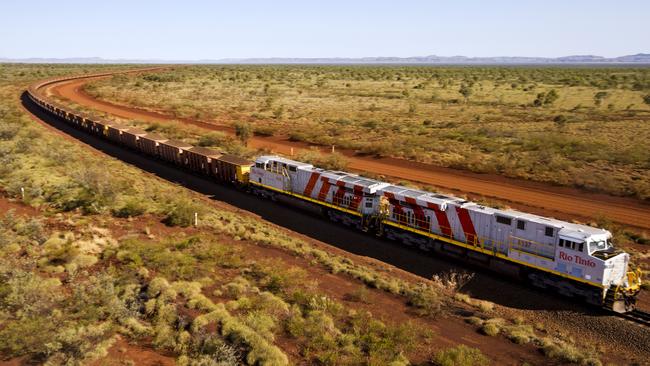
[618,310,650,327]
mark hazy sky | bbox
[1,0,647,59]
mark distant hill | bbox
[2,53,650,65]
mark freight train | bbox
[27,73,642,313]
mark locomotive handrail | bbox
[387,211,556,258]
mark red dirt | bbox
[0,194,40,217]
[47,76,650,230]
[91,336,175,366]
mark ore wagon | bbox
[121,127,148,151]
[186,147,222,176]
[106,124,131,144]
[139,133,168,157]
[214,154,252,184]
[159,139,193,166]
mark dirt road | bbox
[46,76,650,230]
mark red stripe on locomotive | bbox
[333,185,346,206]
[427,202,453,239]
[303,172,321,197]
[349,185,364,210]
[317,177,331,201]
[456,206,478,245]
[405,197,429,230]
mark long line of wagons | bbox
[27,72,642,312]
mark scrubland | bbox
[0,64,619,364]
[85,65,650,200]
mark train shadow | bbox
[22,92,598,314]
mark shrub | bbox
[120,317,153,338]
[234,122,252,146]
[244,311,277,341]
[362,120,379,129]
[454,293,471,304]
[71,254,98,269]
[540,337,601,365]
[288,132,307,142]
[481,322,500,337]
[112,199,147,218]
[0,315,60,356]
[295,148,348,170]
[147,277,171,298]
[433,345,489,366]
[431,270,474,293]
[406,283,442,317]
[162,198,202,227]
[307,295,343,315]
[41,234,78,266]
[222,277,252,298]
[251,291,290,316]
[476,300,494,313]
[254,126,275,136]
[198,131,229,147]
[214,305,288,366]
[287,310,339,351]
[503,324,535,344]
[345,286,371,304]
[643,94,650,106]
[177,336,240,366]
[553,114,568,128]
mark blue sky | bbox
[1,0,647,59]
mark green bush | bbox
[540,338,601,365]
[481,322,500,337]
[433,345,489,366]
[406,283,442,317]
[162,198,202,227]
[503,324,535,344]
[345,286,371,304]
[254,126,275,136]
[198,131,229,147]
[112,199,147,218]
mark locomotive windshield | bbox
[589,239,612,253]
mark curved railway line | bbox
[45,71,650,231]
[19,69,650,362]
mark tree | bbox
[234,122,252,146]
[458,84,472,102]
[544,89,559,105]
[553,115,567,128]
[594,91,609,107]
[643,94,650,106]
[533,89,559,107]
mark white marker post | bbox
[332,145,335,153]
[20,187,25,201]
[194,212,198,227]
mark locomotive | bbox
[249,156,641,312]
[27,73,642,313]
